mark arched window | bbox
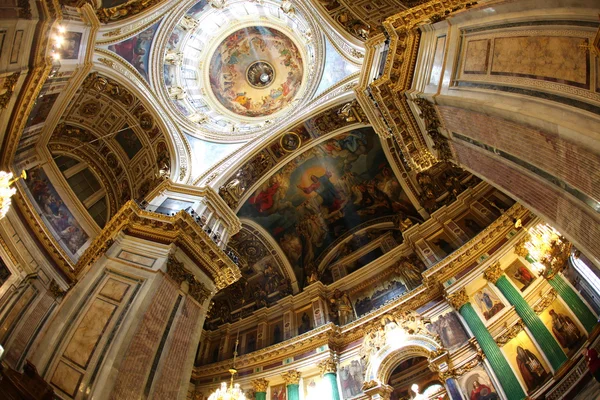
[54,155,108,228]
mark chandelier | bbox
[523,223,571,278]
[0,170,26,219]
[208,334,246,400]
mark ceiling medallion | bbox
[246,61,275,89]
[279,132,301,152]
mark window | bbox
[55,155,79,172]
[67,169,101,203]
[88,197,107,228]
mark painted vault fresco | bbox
[108,21,161,82]
[238,127,419,286]
[208,26,303,118]
[25,168,89,257]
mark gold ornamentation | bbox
[102,28,122,37]
[167,255,212,303]
[250,378,269,392]
[0,72,20,109]
[361,380,379,391]
[495,320,524,347]
[413,98,452,162]
[446,288,469,310]
[483,262,503,284]
[514,233,532,257]
[534,289,558,314]
[48,279,66,299]
[281,370,301,385]
[98,57,115,68]
[439,356,482,380]
[97,0,163,24]
[317,358,337,376]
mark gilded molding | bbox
[439,356,482,380]
[97,0,163,24]
[251,378,269,393]
[483,262,503,284]
[318,358,337,376]
[495,320,525,347]
[514,232,532,258]
[533,289,558,314]
[281,370,301,385]
[446,288,469,311]
[0,72,21,109]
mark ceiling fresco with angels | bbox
[237,126,422,287]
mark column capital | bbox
[483,262,503,284]
[281,370,301,385]
[251,378,269,393]
[318,357,337,376]
[446,288,469,311]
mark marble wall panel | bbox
[0,285,36,342]
[491,36,588,87]
[51,361,83,398]
[428,36,447,87]
[464,39,490,74]
[63,298,117,369]
[99,278,130,302]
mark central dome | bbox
[208,26,304,118]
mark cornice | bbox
[75,201,241,287]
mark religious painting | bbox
[427,310,469,351]
[505,259,536,292]
[58,32,82,60]
[166,27,184,51]
[101,0,129,8]
[25,93,59,128]
[269,320,283,345]
[353,276,408,317]
[539,298,585,356]
[471,285,505,321]
[24,168,89,257]
[271,383,286,400]
[303,374,322,400]
[315,40,359,95]
[186,0,209,17]
[238,127,420,287]
[108,21,160,82]
[458,365,499,400]
[339,357,365,399]
[502,330,550,393]
[296,310,313,335]
[208,26,303,117]
[114,126,143,159]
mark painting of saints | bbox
[339,359,365,399]
[427,311,469,351]
[506,260,535,291]
[473,287,505,321]
[459,366,499,400]
[297,170,345,214]
[515,345,549,392]
[549,309,583,350]
[271,384,286,400]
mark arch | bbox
[362,314,444,386]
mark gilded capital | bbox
[483,262,503,284]
[251,378,269,393]
[281,370,301,385]
[446,288,469,311]
[318,358,337,376]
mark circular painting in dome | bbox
[208,26,303,118]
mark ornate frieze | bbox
[533,289,558,314]
[483,262,503,284]
[251,378,269,392]
[281,370,301,385]
[495,320,525,347]
[0,73,20,109]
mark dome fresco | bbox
[208,26,304,118]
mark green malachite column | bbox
[251,378,269,400]
[548,274,597,332]
[449,290,526,400]
[494,275,567,370]
[286,384,300,400]
[323,373,340,400]
[282,371,301,400]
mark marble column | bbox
[318,357,340,400]
[282,370,301,400]
[251,378,269,400]
[447,289,526,400]
[484,263,567,370]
